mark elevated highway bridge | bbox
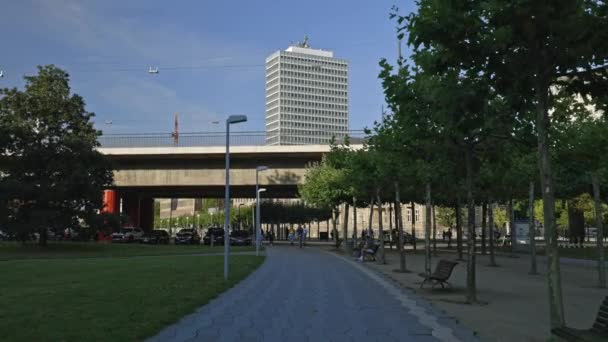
[97,131,364,229]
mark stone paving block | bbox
[188,330,220,342]
[282,332,310,342]
[407,335,440,342]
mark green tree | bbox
[402,0,608,328]
[557,114,608,287]
[299,159,349,247]
[0,65,113,245]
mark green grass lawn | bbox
[0,241,256,261]
[0,254,264,341]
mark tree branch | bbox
[555,64,608,79]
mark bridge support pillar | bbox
[102,190,120,214]
[122,194,154,231]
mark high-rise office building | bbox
[265,37,348,145]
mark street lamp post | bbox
[224,115,247,281]
[256,188,267,256]
[255,166,268,247]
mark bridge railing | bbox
[98,130,368,148]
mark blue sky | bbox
[1,0,414,134]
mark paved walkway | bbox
[148,246,477,342]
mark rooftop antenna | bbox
[171,112,179,146]
[148,66,159,74]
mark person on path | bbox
[268,229,274,246]
[358,235,374,262]
[447,228,452,248]
[297,225,304,248]
[289,227,295,245]
[303,226,308,241]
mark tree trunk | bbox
[368,197,374,236]
[432,204,437,255]
[332,209,339,248]
[376,188,386,264]
[424,182,432,276]
[352,196,358,246]
[567,201,585,247]
[508,198,517,252]
[456,201,464,260]
[536,77,565,328]
[488,201,498,266]
[395,182,407,272]
[411,202,417,251]
[342,203,350,253]
[529,181,538,275]
[38,226,48,247]
[388,201,393,250]
[465,144,477,303]
[481,202,487,255]
[591,172,606,288]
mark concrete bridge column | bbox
[102,190,120,214]
[122,194,154,231]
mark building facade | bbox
[159,198,203,219]
[265,38,349,145]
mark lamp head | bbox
[258,188,267,193]
[227,115,247,124]
[256,165,268,172]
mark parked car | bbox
[175,228,201,245]
[389,229,415,244]
[33,228,56,241]
[230,230,252,246]
[203,228,225,245]
[112,227,144,243]
[0,229,13,241]
[55,227,80,241]
[141,230,170,244]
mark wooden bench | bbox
[552,296,608,341]
[362,244,380,261]
[419,260,458,289]
[352,241,365,257]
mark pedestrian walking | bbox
[289,227,295,245]
[268,229,274,246]
[447,229,452,248]
[297,225,304,248]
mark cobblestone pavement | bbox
[148,246,478,342]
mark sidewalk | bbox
[347,248,607,342]
[148,246,478,342]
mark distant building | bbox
[159,198,203,219]
[265,37,349,145]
